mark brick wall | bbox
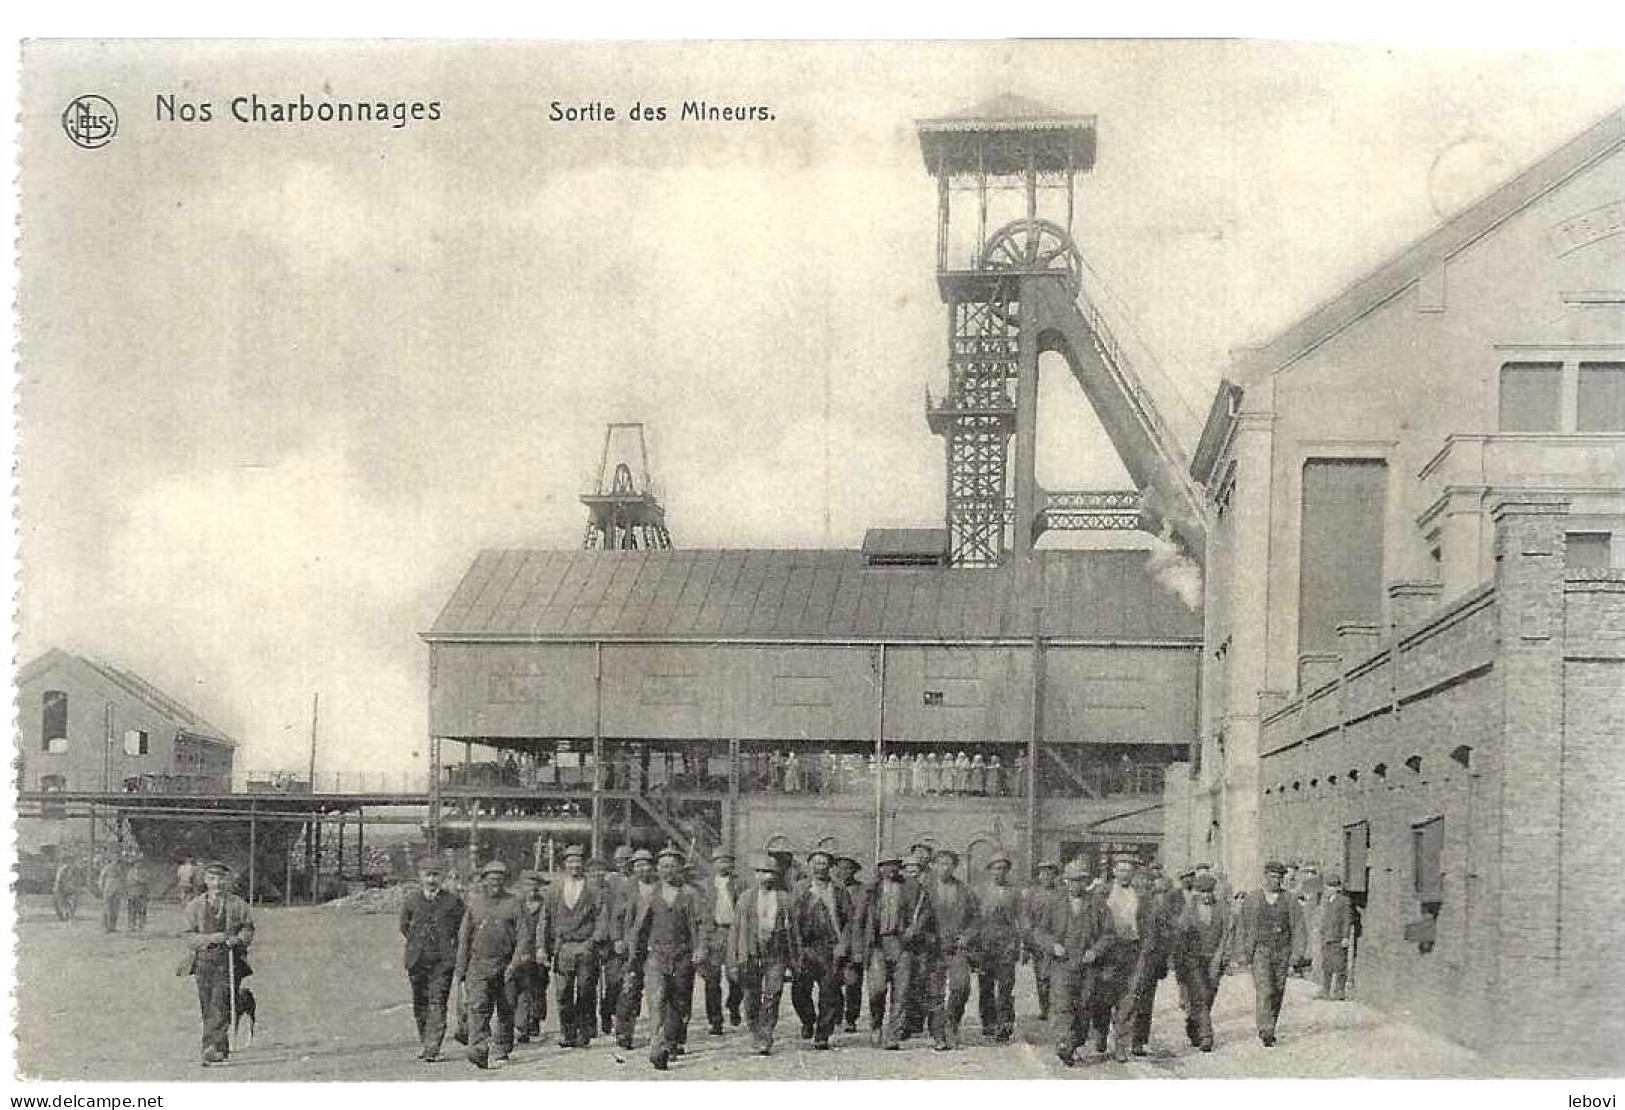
[1256,497,1625,1067]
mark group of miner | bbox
[381,842,1357,1073]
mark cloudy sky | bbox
[16,41,1624,778]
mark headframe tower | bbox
[919,96,1207,566]
[581,422,673,550]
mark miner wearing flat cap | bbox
[699,848,747,1035]
[546,843,608,1048]
[1232,860,1307,1047]
[861,853,935,1050]
[1315,871,1354,1002]
[790,848,852,1049]
[1022,860,1062,1023]
[632,847,706,1071]
[1172,872,1230,1052]
[833,855,868,1033]
[977,853,1022,1043]
[923,848,979,1051]
[453,860,529,1070]
[181,861,255,1067]
[400,857,465,1062]
[1029,860,1110,1066]
[729,852,801,1057]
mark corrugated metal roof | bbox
[425,549,1202,642]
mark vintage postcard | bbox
[8,39,1625,1087]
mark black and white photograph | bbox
[7,37,1625,1089]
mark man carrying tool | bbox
[180,861,254,1067]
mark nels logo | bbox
[62,94,118,149]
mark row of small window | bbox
[38,691,149,755]
[1498,361,1625,433]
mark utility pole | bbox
[307,692,320,790]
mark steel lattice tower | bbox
[581,422,674,550]
[919,96,1208,567]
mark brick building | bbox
[14,650,238,848]
[1163,107,1625,1065]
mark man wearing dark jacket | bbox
[1173,872,1230,1051]
[546,843,608,1048]
[834,856,867,1032]
[1022,860,1062,1022]
[509,871,551,1044]
[1315,872,1353,1001]
[181,861,255,1067]
[925,849,980,1051]
[611,849,659,1048]
[730,853,802,1056]
[1030,859,1111,1066]
[633,848,706,1070]
[791,849,852,1049]
[1092,855,1162,1061]
[1232,860,1307,1047]
[454,860,529,1070]
[977,854,1023,1043]
[862,855,936,1050]
[400,860,465,1062]
[700,849,747,1035]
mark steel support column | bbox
[1013,280,1040,557]
[1027,608,1044,879]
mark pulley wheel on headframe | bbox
[979,218,1083,297]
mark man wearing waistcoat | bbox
[1232,860,1307,1047]
[791,848,852,1049]
[730,852,802,1056]
[863,854,936,1050]
[1030,859,1111,1066]
[400,860,465,1062]
[633,848,706,1070]
[546,843,608,1048]
[181,861,255,1067]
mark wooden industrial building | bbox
[424,544,1200,871]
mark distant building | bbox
[15,649,236,797]
[1164,107,1625,1064]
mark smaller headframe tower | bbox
[581,422,674,551]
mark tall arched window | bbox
[41,691,68,753]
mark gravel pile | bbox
[325,883,408,915]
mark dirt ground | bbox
[12,893,1533,1082]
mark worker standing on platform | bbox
[1232,860,1307,1048]
[546,844,607,1049]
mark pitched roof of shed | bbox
[424,549,1201,643]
